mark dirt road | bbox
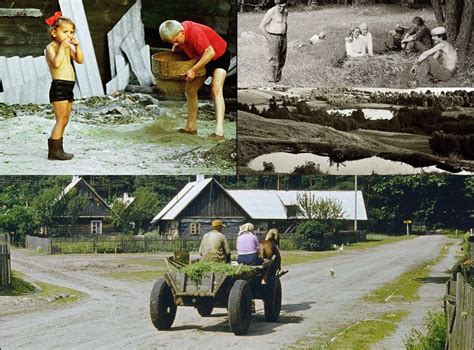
[1,235,455,349]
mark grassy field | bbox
[238,5,472,88]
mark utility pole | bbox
[354,175,358,231]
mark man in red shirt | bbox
[159,20,230,141]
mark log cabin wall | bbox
[0,0,235,87]
[142,0,237,56]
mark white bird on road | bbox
[338,244,344,252]
[330,268,335,277]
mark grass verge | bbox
[317,310,408,350]
[103,269,168,282]
[0,271,36,296]
[364,242,452,303]
[404,311,446,350]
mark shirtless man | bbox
[258,0,288,83]
[410,27,457,85]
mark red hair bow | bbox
[45,11,62,26]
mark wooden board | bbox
[59,0,104,97]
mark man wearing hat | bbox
[258,0,288,83]
[410,26,457,85]
[198,220,231,263]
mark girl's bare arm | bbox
[69,37,84,64]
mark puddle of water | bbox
[248,152,471,175]
[327,108,394,120]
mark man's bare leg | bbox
[183,76,206,132]
[210,68,227,137]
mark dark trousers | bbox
[417,56,452,81]
[237,252,263,265]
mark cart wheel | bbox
[196,301,214,317]
[228,279,252,335]
[264,276,282,322]
[150,277,177,330]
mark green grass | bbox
[404,311,446,350]
[0,270,84,312]
[103,269,168,282]
[318,310,408,350]
[239,5,471,88]
[364,242,452,303]
[281,234,414,265]
[35,281,85,305]
[0,271,36,296]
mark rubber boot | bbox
[48,138,72,161]
[59,138,74,159]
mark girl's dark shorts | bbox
[49,79,75,103]
[205,49,231,77]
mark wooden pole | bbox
[354,175,358,231]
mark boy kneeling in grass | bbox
[159,20,230,142]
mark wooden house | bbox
[151,177,367,238]
[0,0,236,89]
[50,176,112,236]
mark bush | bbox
[404,311,445,350]
[294,220,333,251]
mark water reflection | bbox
[327,109,394,120]
[248,152,471,175]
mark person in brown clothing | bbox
[199,220,231,263]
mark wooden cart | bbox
[150,256,286,335]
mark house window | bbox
[91,220,102,235]
[189,223,201,235]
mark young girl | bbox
[345,26,366,58]
[45,12,83,160]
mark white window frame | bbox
[91,220,102,235]
[189,223,201,236]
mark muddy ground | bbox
[1,235,457,349]
[0,93,236,175]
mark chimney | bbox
[196,175,205,182]
[123,192,129,201]
[72,175,80,182]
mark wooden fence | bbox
[49,236,243,254]
[26,230,366,254]
[0,234,12,289]
[445,240,474,350]
[25,235,52,254]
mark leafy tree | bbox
[294,195,345,251]
[31,186,63,236]
[263,161,275,172]
[0,205,35,244]
[297,193,344,220]
[106,199,129,233]
[127,187,160,234]
[294,220,333,251]
[431,0,472,65]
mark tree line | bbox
[238,100,474,159]
[0,176,473,242]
